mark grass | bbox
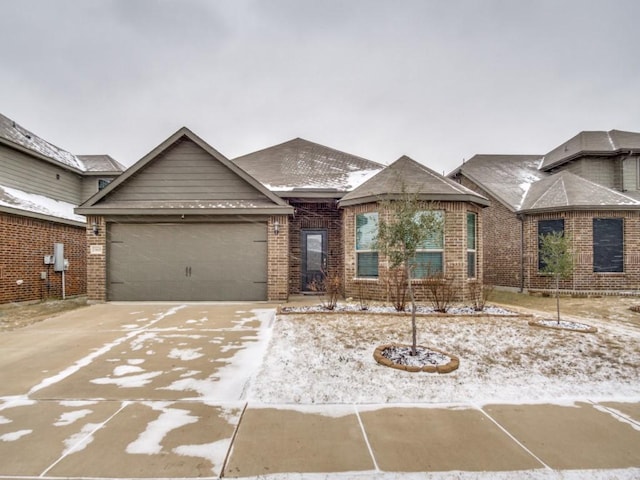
[252,310,640,404]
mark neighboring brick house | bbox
[449,130,640,294]
[0,113,123,303]
[77,128,488,303]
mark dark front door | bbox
[301,229,327,292]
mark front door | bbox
[301,229,327,292]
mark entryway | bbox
[301,229,327,292]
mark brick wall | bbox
[523,210,640,292]
[342,201,484,303]
[268,215,289,300]
[287,201,343,295]
[0,212,86,303]
[86,215,106,302]
[459,177,523,288]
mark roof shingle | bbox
[340,155,489,206]
[540,129,640,171]
[233,138,383,192]
[520,171,640,212]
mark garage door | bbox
[108,223,267,301]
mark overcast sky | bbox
[1,0,639,174]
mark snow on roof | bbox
[0,113,85,171]
[0,184,85,223]
[233,138,384,192]
[341,155,489,206]
[520,171,640,212]
[0,113,123,174]
[453,155,547,211]
[77,154,126,173]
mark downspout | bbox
[517,213,525,293]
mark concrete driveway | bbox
[1,302,639,479]
[0,302,275,478]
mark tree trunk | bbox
[405,261,417,356]
[555,274,561,324]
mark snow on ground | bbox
[237,469,640,480]
[249,310,640,405]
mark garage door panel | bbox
[107,223,267,301]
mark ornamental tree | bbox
[539,230,574,324]
[375,189,443,355]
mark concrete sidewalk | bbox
[224,401,640,478]
[0,302,639,479]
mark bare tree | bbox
[539,231,573,324]
[375,190,443,355]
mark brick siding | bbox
[86,215,107,302]
[524,210,640,292]
[459,177,523,288]
[268,215,289,300]
[0,212,86,303]
[342,201,484,303]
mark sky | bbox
[1,0,639,174]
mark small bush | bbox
[309,271,342,310]
[469,281,495,311]
[425,273,455,313]
[388,266,408,312]
[355,282,370,311]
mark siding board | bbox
[0,145,82,204]
[108,138,268,202]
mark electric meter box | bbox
[53,243,65,272]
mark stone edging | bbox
[527,320,597,334]
[373,343,460,374]
[277,306,532,319]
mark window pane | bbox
[357,252,378,277]
[409,252,443,278]
[467,213,476,250]
[416,211,444,249]
[467,252,476,278]
[356,213,378,250]
[306,234,323,271]
[538,219,564,271]
[593,218,623,273]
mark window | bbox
[538,219,564,271]
[409,210,444,278]
[98,178,112,190]
[356,212,378,277]
[593,218,624,272]
[467,212,477,278]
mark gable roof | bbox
[449,154,547,211]
[77,154,126,174]
[519,171,640,213]
[232,138,383,195]
[540,129,640,171]
[340,155,489,207]
[76,127,293,216]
